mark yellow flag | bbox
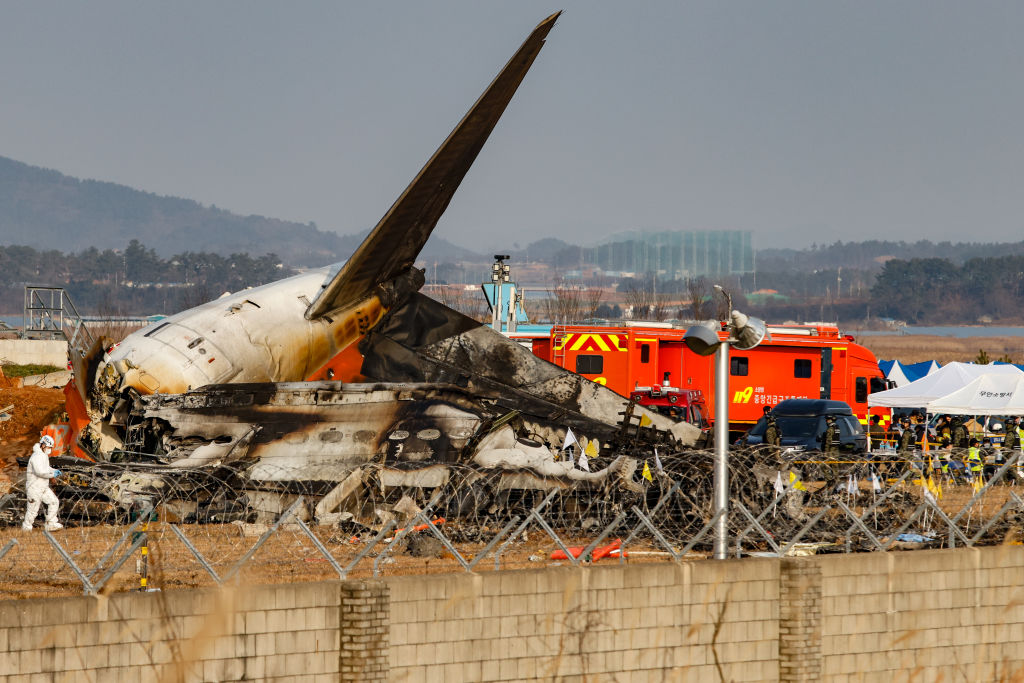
[788,471,807,492]
[925,475,944,501]
[584,440,598,457]
[642,461,653,482]
[640,414,652,427]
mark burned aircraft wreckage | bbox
[40,13,703,529]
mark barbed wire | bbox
[1,446,1023,597]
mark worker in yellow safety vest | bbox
[1017,420,1024,480]
[965,439,984,479]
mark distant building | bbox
[582,230,754,280]
[747,288,788,305]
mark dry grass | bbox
[0,524,672,600]
[859,335,1024,364]
[85,321,146,345]
[0,476,1016,599]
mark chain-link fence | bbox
[2,447,1023,598]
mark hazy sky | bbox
[3,2,1023,253]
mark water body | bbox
[849,326,1024,338]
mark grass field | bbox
[0,363,63,378]
[859,335,1024,364]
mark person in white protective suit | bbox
[22,434,63,531]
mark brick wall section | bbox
[4,547,1024,681]
[818,545,1024,681]
[339,579,389,681]
[387,559,781,682]
[0,581,342,682]
[778,557,822,682]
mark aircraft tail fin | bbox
[305,12,560,320]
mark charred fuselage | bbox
[69,13,697,514]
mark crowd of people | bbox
[868,412,1024,482]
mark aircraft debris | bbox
[406,535,445,559]
[550,539,622,562]
[32,13,712,529]
[231,520,270,538]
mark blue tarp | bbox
[878,360,942,387]
[902,360,939,383]
[991,361,1024,373]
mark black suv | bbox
[738,399,867,453]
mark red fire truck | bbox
[530,323,892,432]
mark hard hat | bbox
[40,435,55,449]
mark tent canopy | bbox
[868,361,1024,408]
[927,373,1024,416]
[878,359,940,388]
[880,360,910,387]
[903,360,940,383]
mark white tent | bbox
[868,361,1024,409]
[927,373,1024,416]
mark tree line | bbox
[4,239,1021,326]
[0,241,293,316]
[528,252,1024,327]
[869,255,1024,324]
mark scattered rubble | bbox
[406,535,445,559]
[0,385,65,494]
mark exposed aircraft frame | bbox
[60,13,698,523]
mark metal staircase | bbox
[22,286,96,359]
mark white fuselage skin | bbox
[94,266,384,402]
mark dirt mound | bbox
[0,385,65,487]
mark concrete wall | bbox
[0,339,67,367]
[819,547,1024,681]
[388,560,779,682]
[2,547,1024,681]
[0,581,351,683]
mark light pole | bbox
[682,285,769,559]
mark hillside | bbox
[0,156,481,267]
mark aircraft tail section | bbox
[305,12,560,320]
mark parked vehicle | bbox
[629,381,710,444]
[737,399,867,453]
